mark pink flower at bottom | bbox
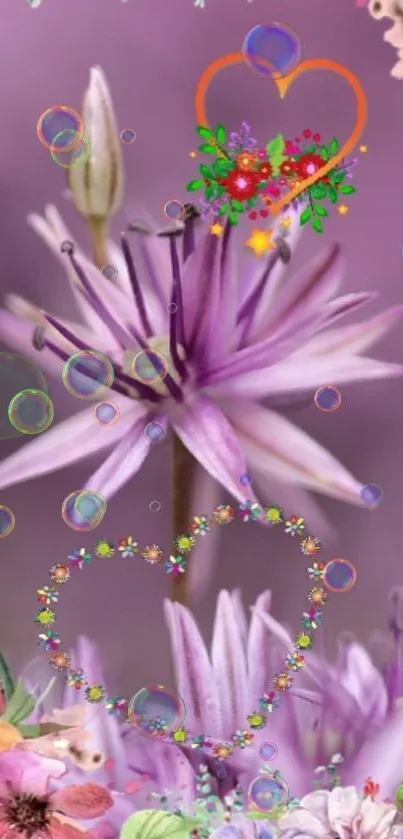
[278,786,396,839]
[0,750,113,839]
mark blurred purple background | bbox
[0,0,402,699]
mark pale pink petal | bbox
[0,750,66,796]
[0,396,136,491]
[49,816,89,839]
[210,354,403,399]
[50,784,113,819]
[228,401,364,504]
[358,798,396,836]
[299,306,403,357]
[172,397,257,505]
[211,590,249,736]
[163,599,223,736]
[83,413,152,498]
[187,467,223,601]
[279,806,326,836]
[328,786,361,831]
[0,817,20,839]
[246,590,273,701]
[344,713,403,796]
[300,790,331,826]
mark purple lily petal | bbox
[246,590,273,702]
[343,712,403,797]
[83,413,157,499]
[211,590,249,737]
[172,396,256,505]
[163,599,223,736]
[228,401,365,503]
[0,310,66,376]
[301,306,403,357]
[230,589,248,648]
[0,396,137,490]
[337,639,388,724]
[319,292,377,328]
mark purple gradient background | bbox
[0,0,402,699]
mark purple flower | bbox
[0,69,402,598]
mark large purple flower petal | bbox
[211,590,249,737]
[0,396,138,490]
[300,306,403,357]
[83,413,155,499]
[246,590,273,702]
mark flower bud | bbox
[68,66,124,221]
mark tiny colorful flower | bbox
[68,548,92,569]
[247,711,267,730]
[165,555,186,576]
[284,515,305,536]
[259,690,280,712]
[118,536,139,557]
[308,561,326,580]
[85,684,106,703]
[49,651,71,672]
[94,539,115,558]
[238,501,262,522]
[36,586,58,605]
[147,716,168,735]
[212,742,233,760]
[191,734,211,750]
[213,504,235,525]
[285,651,304,671]
[35,607,56,627]
[235,151,257,171]
[191,515,211,536]
[363,777,380,798]
[261,505,283,526]
[273,672,293,692]
[302,608,323,630]
[300,536,321,557]
[37,630,60,652]
[67,669,87,689]
[105,696,128,715]
[295,632,314,650]
[175,534,195,554]
[49,564,70,583]
[309,586,327,606]
[171,726,189,744]
[142,544,164,564]
[232,729,254,749]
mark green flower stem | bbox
[171,434,197,604]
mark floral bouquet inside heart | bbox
[186,121,358,234]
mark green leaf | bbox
[303,145,317,154]
[246,198,257,208]
[395,783,403,808]
[228,211,238,225]
[212,159,233,177]
[331,170,346,184]
[266,133,285,157]
[216,185,226,195]
[215,124,226,144]
[199,164,213,179]
[0,653,15,703]
[320,146,329,161]
[218,203,231,215]
[196,125,213,139]
[120,810,198,839]
[198,143,217,155]
[18,724,41,738]
[205,185,216,200]
[1,680,36,726]
[313,204,329,217]
[311,217,323,234]
[329,137,339,155]
[186,179,205,192]
[310,182,326,199]
[338,184,356,195]
[231,200,245,212]
[299,207,311,226]
[328,185,338,204]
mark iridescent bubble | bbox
[216,766,227,780]
[61,490,107,532]
[0,506,15,539]
[50,130,91,169]
[164,200,185,221]
[8,389,54,435]
[248,771,289,814]
[120,128,137,144]
[360,483,383,507]
[259,742,278,761]
[128,684,185,738]
[323,557,357,593]
[62,351,114,400]
[132,349,168,385]
[240,473,252,486]
[242,22,303,79]
[93,401,120,427]
[167,303,178,314]
[101,264,118,281]
[0,353,48,440]
[149,500,162,512]
[314,385,342,412]
[144,421,166,443]
[36,105,84,152]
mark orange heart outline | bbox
[194,55,367,216]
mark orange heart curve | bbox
[194,55,367,216]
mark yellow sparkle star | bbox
[280,216,291,229]
[337,204,349,216]
[359,144,368,153]
[210,222,224,237]
[189,150,197,158]
[245,227,275,257]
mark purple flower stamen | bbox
[167,235,188,381]
[120,232,153,338]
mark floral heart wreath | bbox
[33,499,353,760]
[187,53,367,235]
